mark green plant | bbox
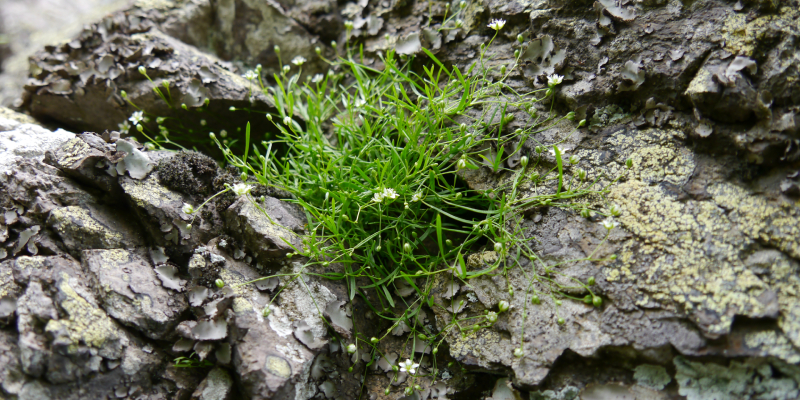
[203,26,627,397]
[146,12,628,397]
[173,353,214,368]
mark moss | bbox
[633,364,672,390]
[157,151,220,196]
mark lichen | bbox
[633,364,672,390]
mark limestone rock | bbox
[83,249,189,339]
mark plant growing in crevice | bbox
[154,13,629,397]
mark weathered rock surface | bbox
[1,0,799,399]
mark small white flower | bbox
[282,65,291,73]
[354,97,366,108]
[547,74,564,87]
[487,19,506,31]
[411,192,423,202]
[232,183,253,197]
[601,217,618,231]
[311,74,323,83]
[243,70,258,80]
[486,311,498,323]
[291,56,306,66]
[347,343,357,354]
[498,300,510,312]
[118,120,130,134]
[182,203,195,215]
[283,116,293,126]
[382,188,398,200]
[609,204,622,217]
[129,111,145,125]
[399,359,419,375]
[372,192,385,203]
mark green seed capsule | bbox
[588,276,596,286]
[531,294,540,305]
[215,279,225,288]
[583,295,592,304]
[593,296,603,307]
[557,317,565,325]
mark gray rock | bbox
[0,107,74,174]
[82,249,189,339]
[47,204,146,256]
[191,367,234,400]
[224,196,303,264]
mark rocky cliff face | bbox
[1,0,799,399]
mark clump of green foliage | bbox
[202,26,625,395]
[146,12,627,395]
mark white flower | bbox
[547,74,564,87]
[232,183,253,197]
[282,65,290,73]
[347,343,357,354]
[382,188,398,200]
[399,359,419,375]
[372,192,385,203]
[311,74,323,83]
[243,70,258,80]
[354,97,366,108]
[182,203,195,215]
[486,311,498,323]
[487,19,506,31]
[129,111,145,125]
[292,56,306,66]
[411,192,423,202]
[601,217,618,231]
[118,120,130,134]
[283,116,293,126]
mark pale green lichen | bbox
[674,356,800,400]
[633,364,672,390]
[121,173,183,209]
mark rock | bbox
[82,249,189,340]
[224,196,303,264]
[191,367,234,400]
[0,107,74,174]
[47,204,147,256]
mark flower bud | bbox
[344,20,354,30]
[555,299,562,306]
[432,347,438,354]
[566,111,576,120]
[520,155,529,168]
[181,103,188,110]
[500,65,506,75]
[315,47,321,55]
[136,124,144,132]
[446,239,453,246]
[498,300,510,312]
[486,312,498,323]
[517,34,524,43]
[241,172,248,181]
[557,317,565,325]
[455,192,462,200]
[274,45,280,54]
[626,158,633,169]
[577,168,586,181]
[456,158,467,170]
[138,66,146,75]
[370,337,379,344]
[215,279,225,288]
[120,90,128,98]
[578,119,587,127]
[535,145,544,154]
[256,64,262,71]
[584,295,593,304]
[347,343,357,354]
[262,308,270,317]
[588,276,596,285]
[455,19,463,28]
[514,49,520,58]
[460,0,466,8]
[494,242,503,252]
[514,348,524,357]
[593,296,603,307]
[403,243,412,253]
[209,132,215,139]
[581,208,591,219]
[531,294,540,304]
[569,155,579,165]
[331,40,337,48]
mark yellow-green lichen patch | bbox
[744,330,800,364]
[48,206,126,249]
[722,6,799,57]
[592,128,800,338]
[708,183,800,259]
[55,137,92,169]
[121,174,183,209]
[45,273,122,356]
[447,328,504,362]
